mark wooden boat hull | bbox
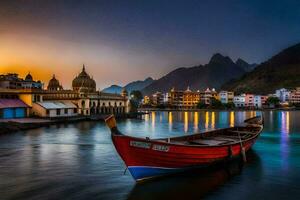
[105,115,263,181]
[112,134,257,180]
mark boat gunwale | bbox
[111,118,263,148]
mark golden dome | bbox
[72,65,96,93]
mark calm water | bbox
[1,111,300,200]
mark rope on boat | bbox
[123,166,128,175]
[238,130,247,163]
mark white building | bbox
[275,88,290,103]
[233,94,246,107]
[32,101,78,118]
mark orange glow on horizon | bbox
[0,65,53,84]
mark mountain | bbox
[235,58,257,72]
[102,77,154,94]
[125,77,154,92]
[222,43,300,94]
[142,53,246,95]
[102,84,122,94]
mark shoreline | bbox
[138,107,299,112]
[0,113,138,135]
[1,108,298,135]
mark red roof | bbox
[0,99,29,109]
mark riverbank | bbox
[138,107,298,112]
[0,113,139,135]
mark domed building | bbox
[47,74,63,91]
[72,65,96,93]
[25,73,33,81]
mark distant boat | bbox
[105,114,264,182]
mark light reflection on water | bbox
[0,111,300,200]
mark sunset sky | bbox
[1,0,300,89]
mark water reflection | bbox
[230,111,234,127]
[1,111,300,200]
[168,112,173,131]
[205,111,209,129]
[194,112,199,132]
[151,112,155,131]
[127,150,262,200]
[184,112,188,133]
[211,112,215,129]
[280,111,290,171]
[144,113,149,122]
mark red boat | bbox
[105,115,264,182]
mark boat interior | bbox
[156,117,263,146]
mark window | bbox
[56,109,61,115]
[74,108,77,113]
[64,109,68,114]
[46,110,50,115]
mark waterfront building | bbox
[167,88,184,108]
[182,87,201,108]
[219,91,234,104]
[0,65,129,118]
[202,88,218,105]
[40,65,129,116]
[0,98,29,119]
[163,92,169,104]
[245,94,254,108]
[166,87,200,108]
[47,75,63,91]
[143,95,151,105]
[72,65,96,93]
[0,73,43,89]
[163,87,217,108]
[234,94,267,108]
[32,101,78,118]
[289,87,300,104]
[152,92,164,105]
[260,95,268,107]
[275,88,290,103]
[233,94,246,107]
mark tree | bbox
[266,96,280,107]
[210,98,224,109]
[130,90,143,102]
[129,99,139,113]
[224,102,235,109]
[197,101,207,109]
